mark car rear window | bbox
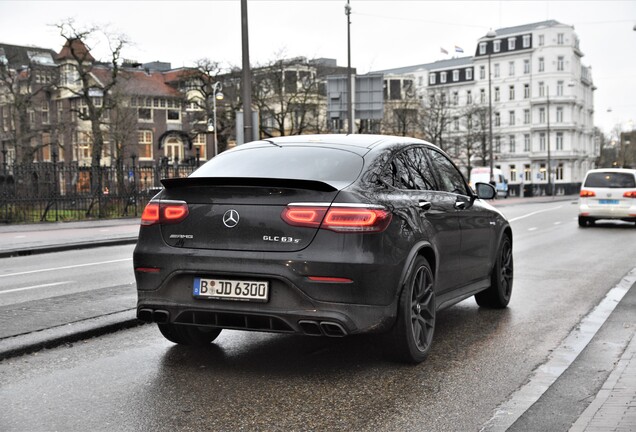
[191,146,364,184]
[584,172,636,188]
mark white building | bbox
[375,20,596,196]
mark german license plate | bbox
[193,277,269,302]
[599,199,619,205]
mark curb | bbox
[0,309,145,361]
[0,237,138,258]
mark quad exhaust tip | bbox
[137,308,169,324]
[298,320,347,337]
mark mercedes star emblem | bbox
[222,209,240,228]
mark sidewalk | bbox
[0,217,140,257]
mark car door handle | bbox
[418,201,432,211]
[455,201,467,210]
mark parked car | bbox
[578,168,636,227]
[133,134,513,363]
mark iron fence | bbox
[0,161,198,224]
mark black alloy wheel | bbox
[475,235,513,308]
[158,323,222,346]
[389,257,436,363]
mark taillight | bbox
[141,201,189,226]
[580,190,596,198]
[281,205,392,233]
[623,191,636,198]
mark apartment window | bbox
[524,135,530,152]
[138,108,152,121]
[539,34,545,46]
[440,72,447,83]
[509,135,516,153]
[510,165,517,181]
[524,84,530,99]
[493,40,501,52]
[495,136,501,152]
[466,90,472,104]
[557,81,564,96]
[509,110,515,125]
[452,70,459,82]
[494,63,500,78]
[539,108,546,123]
[524,109,530,124]
[540,133,546,151]
[557,56,564,71]
[167,109,180,121]
[480,65,485,80]
[193,133,207,160]
[41,101,49,124]
[509,85,515,100]
[466,68,472,80]
[494,87,500,102]
[524,59,530,74]
[556,163,564,180]
[522,34,531,48]
[508,61,515,76]
[452,91,459,105]
[538,57,545,72]
[539,82,545,97]
[479,42,487,55]
[41,133,51,161]
[480,88,486,103]
[453,117,459,131]
[524,164,531,181]
[429,73,436,85]
[540,163,547,180]
[495,112,501,126]
[556,132,564,150]
[557,33,564,45]
[508,38,516,50]
[556,107,563,123]
[138,130,153,159]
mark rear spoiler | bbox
[161,177,338,192]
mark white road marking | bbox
[14,235,27,239]
[528,227,538,231]
[0,258,132,278]
[480,267,636,432]
[0,281,72,294]
[554,221,562,225]
[509,205,563,222]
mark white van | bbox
[470,167,509,198]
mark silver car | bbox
[579,168,636,227]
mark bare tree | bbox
[55,20,127,169]
[419,89,452,151]
[251,56,323,137]
[0,51,57,164]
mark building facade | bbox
[374,20,597,195]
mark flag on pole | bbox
[455,46,464,53]
[440,47,448,55]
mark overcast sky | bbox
[1,0,634,134]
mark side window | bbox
[426,149,469,195]
[380,147,437,191]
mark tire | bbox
[475,234,513,308]
[578,216,587,227]
[388,257,436,364]
[158,323,222,346]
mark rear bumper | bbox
[133,226,406,335]
[579,202,636,220]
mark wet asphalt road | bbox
[1,200,635,431]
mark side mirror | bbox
[475,182,496,200]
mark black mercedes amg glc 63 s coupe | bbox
[133,134,513,363]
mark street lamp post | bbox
[345,0,354,134]
[546,85,552,196]
[209,81,224,157]
[485,30,497,183]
